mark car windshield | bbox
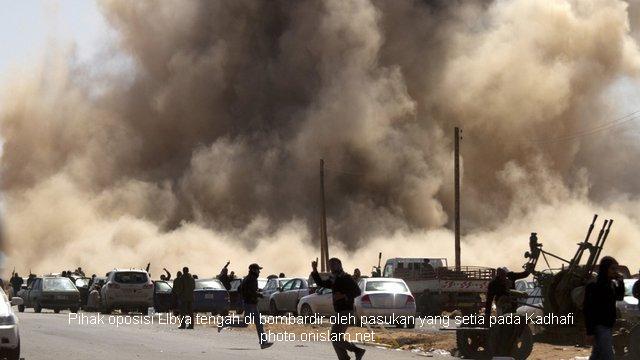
[196,280,224,290]
[43,278,76,291]
[114,272,148,284]
[365,281,408,293]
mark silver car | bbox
[268,278,309,315]
[257,277,292,313]
[354,277,416,328]
[100,269,154,314]
[617,279,639,321]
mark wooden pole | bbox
[320,159,329,272]
[454,127,461,270]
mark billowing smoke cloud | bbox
[2,0,640,277]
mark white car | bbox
[354,277,416,328]
[298,287,334,317]
[0,288,22,360]
[617,279,639,321]
[100,269,154,314]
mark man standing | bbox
[484,265,532,317]
[175,267,195,329]
[584,256,625,360]
[218,263,273,350]
[10,273,23,297]
[312,258,365,360]
[218,261,232,290]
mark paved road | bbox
[18,310,456,360]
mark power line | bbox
[529,109,640,144]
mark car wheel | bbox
[70,307,79,313]
[54,309,61,314]
[34,302,42,313]
[220,310,229,317]
[270,300,279,315]
[300,304,314,317]
[6,341,19,360]
[17,305,24,313]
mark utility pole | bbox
[320,159,329,272]
[454,127,461,270]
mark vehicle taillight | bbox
[405,295,415,305]
[361,295,371,306]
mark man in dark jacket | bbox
[312,258,365,360]
[484,265,532,317]
[584,256,625,360]
[175,267,195,329]
[218,263,273,350]
[218,261,232,291]
[10,273,23,297]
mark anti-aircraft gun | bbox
[451,215,638,359]
[522,215,639,357]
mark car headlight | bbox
[0,315,16,325]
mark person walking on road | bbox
[311,258,365,360]
[218,263,273,350]
[584,256,625,360]
[174,267,195,329]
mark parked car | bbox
[269,278,310,315]
[153,280,173,313]
[258,277,292,313]
[354,277,416,328]
[297,287,334,317]
[100,269,153,314]
[193,279,230,315]
[17,276,80,313]
[617,279,639,321]
[230,277,267,314]
[0,288,22,360]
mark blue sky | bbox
[0,0,107,82]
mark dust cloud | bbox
[1,0,640,277]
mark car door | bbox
[317,288,334,315]
[258,279,276,312]
[20,281,33,307]
[276,279,295,310]
[285,280,303,311]
[154,281,173,312]
[30,279,42,307]
[295,280,309,308]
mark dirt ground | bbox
[208,318,591,359]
